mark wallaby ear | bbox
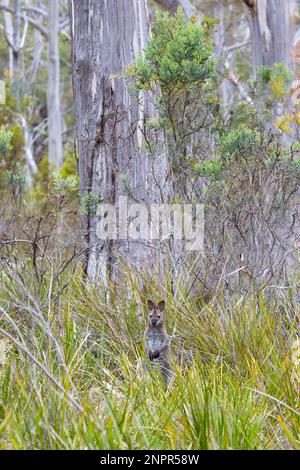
[158,300,165,312]
[147,299,155,310]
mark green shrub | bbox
[219,128,260,158]
[80,191,103,215]
[134,9,215,92]
[0,126,13,156]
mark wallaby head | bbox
[147,300,165,327]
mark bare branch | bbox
[23,5,47,17]
[0,3,48,37]
[25,15,48,37]
[19,12,28,49]
[224,40,251,53]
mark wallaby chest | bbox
[144,300,172,385]
[146,328,167,353]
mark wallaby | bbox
[144,299,172,385]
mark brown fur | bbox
[144,300,172,385]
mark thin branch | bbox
[0,3,48,37]
[23,6,47,17]
[224,40,250,53]
[247,387,300,417]
[59,18,69,31]
[19,12,28,50]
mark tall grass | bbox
[0,259,299,449]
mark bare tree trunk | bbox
[70,0,173,281]
[47,0,63,169]
[244,0,295,75]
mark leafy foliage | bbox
[6,168,27,195]
[130,8,217,172]
[0,126,13,156]
[257,63,293,100]
[51,172,78,196]
[80,192,103,216]
[219,128,260,159]
[133,9,216,92]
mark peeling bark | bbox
[19,115,38,186]
[70,0,173,281]
[244,0,295,74]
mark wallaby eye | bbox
[150,314,152,318]
[158,314,160,318]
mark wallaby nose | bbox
[151,320,157,326]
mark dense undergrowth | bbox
[0,254,299,449]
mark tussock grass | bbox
[0,262,299,450]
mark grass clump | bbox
[0,257,299,450]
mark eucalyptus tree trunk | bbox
[244,0,295,74]
[69,0,173,281]
[47,0,63,169]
